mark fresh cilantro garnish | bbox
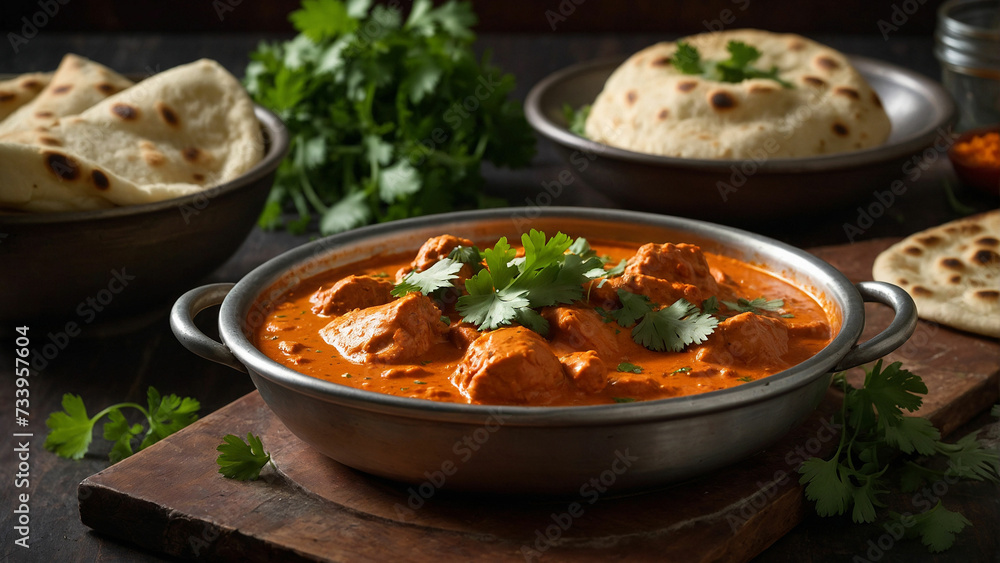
[670,40,792,89]
[562,103,591,137]
[671,41,702,75]
[456,230,604,334]
[447,245,484,275]
[391,258,464,297]
[668,367,692,375]
[45,387,200,462]
[701,296,719,315]
[799,361,999,552]
[617,362,643,374]
[737,376,754,382]
[612,290,718,352]
[612,397,637,404]
[217,433,275,481]
[245,0,535,235]
[723,296,784,315]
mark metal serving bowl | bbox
[0,105,288,326]
[171,208,916,494]
[525,57,957,223]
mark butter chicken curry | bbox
[255,231,834,406]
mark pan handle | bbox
[170,283,247,373]
[832,281,917,372]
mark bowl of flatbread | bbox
[0,54,289,325]
[525,29,957,224]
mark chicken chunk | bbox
[454,328,568,405]
[448,321,481,351]
[625,243,720,293]
[320,294,448,364]
[695,312,789,368]
[542,306,620,361]
[559,351,607,393]
[396,234,476,281]
[310,275,395,316]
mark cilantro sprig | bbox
[671,40,793,89]
[455,231,606,334]
[245,0,535,235]
[611,290,718,352]
[799,361,1000,552]
[45,387,200,462]
[723,296,784,315]
[217,433,276,481]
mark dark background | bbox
[1,0,945,35]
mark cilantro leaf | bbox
[800,456,853,517]
[44,394,94,460]
[392,258,463,297]
[45,387,200,463]
[612,289,654,327]
[893,502,972,553]
[562,104,591,137]
[632,299,718,352]
[617,362,643,374]
[103,409,143,464]
[701,296,719,315]
[722,296,784,315]
[217,433,273,481]
[458,269,530,330]
[289,0,359,41]
[672,41,702,75]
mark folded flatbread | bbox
[585,29,891,159]
[0,71,52,122]
[0,57,263,212]
[872,210,1000,338]
[0,54,132,135]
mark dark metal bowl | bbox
[0,106,288,326]
[525,56,957,223]
[171,208,916,494]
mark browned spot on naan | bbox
[709,91,736,110]
[111,103,139,120]
[44,152,80,181]
[91,169,110,190]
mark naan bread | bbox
[585,29,891,159]
[0,54,132,135]
[872,210,1000,338]
[0,72,52,122]
[0,58,262,212]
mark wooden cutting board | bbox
[78,239,999,562]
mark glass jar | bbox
[934,0,1000,131]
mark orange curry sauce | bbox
[254,236,835,406]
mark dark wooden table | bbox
[1,32,997,562]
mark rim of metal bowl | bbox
[0,104,289,225]
[525,55,957,173]
[219,207,863,427]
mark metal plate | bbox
[525,56,957,224]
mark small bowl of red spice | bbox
[948,124,1000,195]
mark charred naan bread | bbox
[0,72,52,122]
[872,210,1000,338]
[585,29,891,159]
[0,54,132,135]
[0,57,262,212]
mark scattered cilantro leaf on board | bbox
[392,258,464,297]
[45,387,200,462]
[217,433,275,481]
[245,0,536,235]
[799,361,1000,552]
[722,296,784,315]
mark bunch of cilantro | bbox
[244,0,535,234]
[800,361,1000,552]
